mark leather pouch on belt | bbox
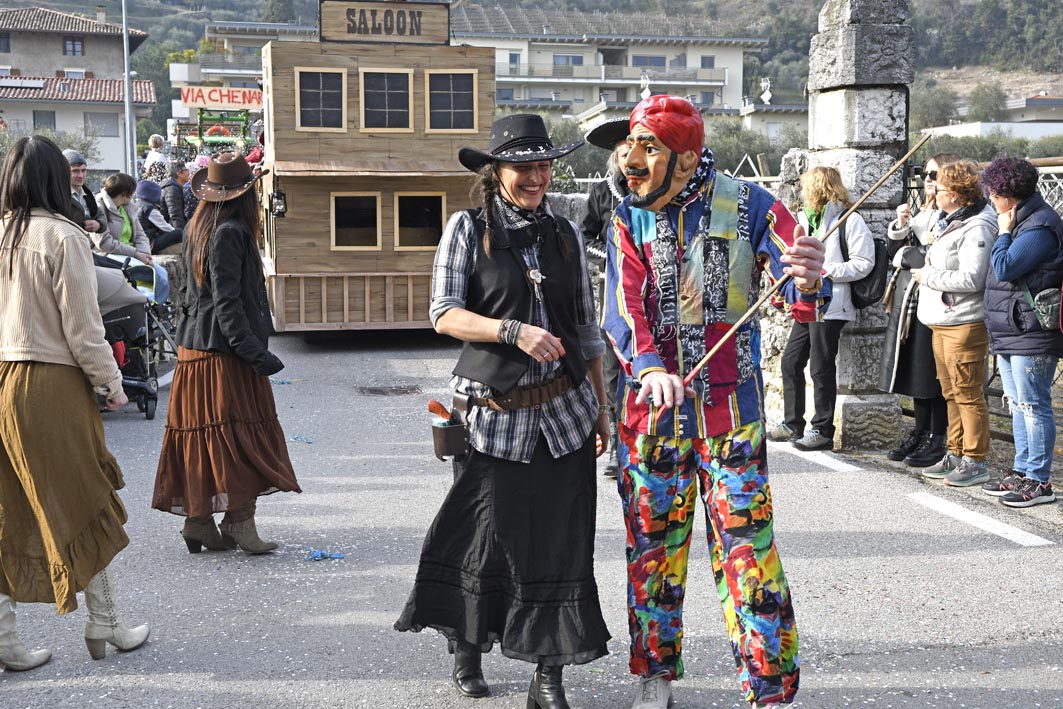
[431,394,469,461]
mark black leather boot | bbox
[887,428,926,461]
[526,663,569,709]
[452,641,489,698]
[905,433,947,467]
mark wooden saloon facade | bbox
[260,0,494,330]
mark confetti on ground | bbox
[305,549,346,561]
[290,434,315,444]
[270,377,293,385]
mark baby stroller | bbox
[100,254,178,419]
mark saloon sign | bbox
[319,0,449,45]
[181,86,263,111]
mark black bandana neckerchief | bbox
[670,148,715,206]
[943,198,987,227]
[490,193,554,249]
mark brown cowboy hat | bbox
[190,150,269,203]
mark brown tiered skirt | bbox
[0,362,129,614]
[152,347,300,517]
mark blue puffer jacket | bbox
[983,193,1063,356]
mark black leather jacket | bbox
[176,218,282,375]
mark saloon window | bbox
[395,193,445,250]
[360,69,413,132]
[295,67,347,132]
[425,70,476,133]
[332,193,381,250]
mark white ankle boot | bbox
[631,672,673,708]
[83,567,150,660]
[0,593,51,671]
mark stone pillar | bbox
[764,0,914,450]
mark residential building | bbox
[0,6,155,172]
[169,21,316,120]
[449,4,765,119]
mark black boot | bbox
[452,641,489,698]
[888,428,927,461]
[905,433,947,467]
[527,663,569,709]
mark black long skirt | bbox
[394,434,610,666]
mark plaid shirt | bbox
[431,205,605,463]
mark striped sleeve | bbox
[429,211,476,327]
[759,198,830,324]
[603,207,666,380]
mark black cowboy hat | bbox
[190,150,269,203]
[458,114,582,172]
[584,117,630,150]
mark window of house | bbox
[295,67,347,132]
[359,69,413,132]
[553,54,583,66]
[0,33,10,53]
[394,193,445,250]
[0,66,10,77]
[84,112,119,137]
[425,70,476,133]
[632,55,666,68]
[701,56,716,69]
[509,51,520,66]
[63,36,84,56]
[496,87,514,101]
[331,193,381,250]
[230,79,259,89]
[33,110,55,131]
[64,68,86,79]
[700,91,715,106]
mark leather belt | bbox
[465,373,575,412]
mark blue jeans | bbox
[151,262,170,304]
[997,354,1058,483]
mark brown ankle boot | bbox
[219,500,278,554]
[182,516,233,553]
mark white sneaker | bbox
[631,672,673,709]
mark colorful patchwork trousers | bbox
[616,420,799,704]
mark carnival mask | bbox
[624,123,700,212]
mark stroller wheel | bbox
[137,397,147,412]
[145,397,157,420]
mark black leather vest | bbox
[452,208,587,392]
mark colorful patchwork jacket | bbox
[603,171,831,439]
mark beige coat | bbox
[0,209,123,397]
[94,190,150,258]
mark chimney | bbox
[96,5,106,25]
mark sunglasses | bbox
[924,170,938,182]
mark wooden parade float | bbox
[258,0,495,331]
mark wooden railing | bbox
[268,272,433,331]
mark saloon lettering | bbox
[346,8,423,36]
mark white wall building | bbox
[448,4,765,119]
[0,6,155,173]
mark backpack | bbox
[838,217,889,309]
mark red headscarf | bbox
[629,95,704,155]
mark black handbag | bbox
[838,217,889,309]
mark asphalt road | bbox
[3,331,1062,709]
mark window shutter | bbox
[56,70,65,78]
[10,68,19,76]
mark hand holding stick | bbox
[647,135,934,424]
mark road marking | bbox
[766,441,863,472]
[158,370,174,389]
[907,492,1055,547]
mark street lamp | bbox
[270,189,287,218]
[121,0,136,175]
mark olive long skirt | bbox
[0,362,128,614]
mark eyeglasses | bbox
[924,170,938,182]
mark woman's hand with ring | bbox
[515,324,565,363]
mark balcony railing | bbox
[198,54,264,72]
[496,63,726,84]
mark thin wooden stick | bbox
[679,133,933,388]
